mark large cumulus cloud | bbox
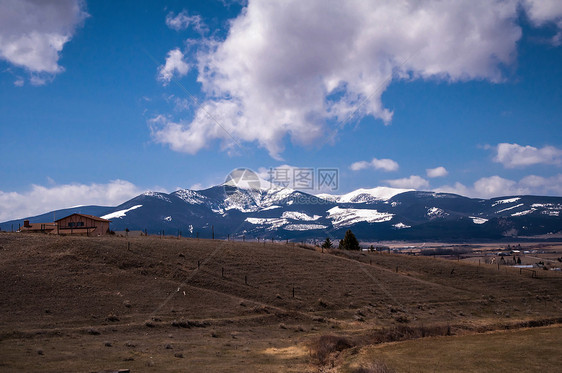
[152,0,562,158]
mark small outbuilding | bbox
[55,213,111,236]
[19,220,57,233]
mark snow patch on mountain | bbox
[492,197,520,207]
[427,207,447,218]
[284,224,328,231]
[281,211,321,221]
[469,216,488,224]
[223,190,261,213]
[143,191,171,203]
[101,205,142,220]
[174,189,206,205]
[393,222,411,229]
[220,187,298,213]
[261,205,281,211]
[317,187,411,203]
[496,203,524,214]
[245,217,289,229]
[327,207,393,228]
[512,209,534,217]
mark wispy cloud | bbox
[165,10,207,33]
[523,0,562,45]
[350,158,399,172]
[384,175,429,190]
[435,174,562,198]
[157,48,190,85]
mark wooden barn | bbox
[54,213,111,236]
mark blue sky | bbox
[1,0,562,221]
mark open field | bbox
[339,325,562,372]
[0,232,561,372]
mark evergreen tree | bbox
[321,237,333,249]
[340,230,360,250]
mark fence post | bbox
[245,275,248,285]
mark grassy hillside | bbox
[0,233,561,372]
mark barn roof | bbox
[54,213,111,223]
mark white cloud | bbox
[426,166,448,178]
[0,180,149,222]
[435,174,562,198]
[149,114,209,153]
[522,0,562,45]
[473,176,520,197]
[384,175,429,190]
[29,74,51,86]
[494,143,562,168]
[153,0,562,157]
[165,10,207,33]
[158,48,190,85]
[0,0,87,79]
[433,182,471,197]
[350,158,399,172]
[189,183,205,191]
[518,174,562,195]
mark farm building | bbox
[54,213,111,236]
[19,220,57,233]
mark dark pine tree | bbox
[321,237,333,249]
[340,229,360,250]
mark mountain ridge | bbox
[1,185,561,241]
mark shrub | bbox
[309,335,354,364]
[352,361,395,373]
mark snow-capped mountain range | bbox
[2,184,562,241]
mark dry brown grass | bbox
[0,232,561,372]
[340,325,562,373]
